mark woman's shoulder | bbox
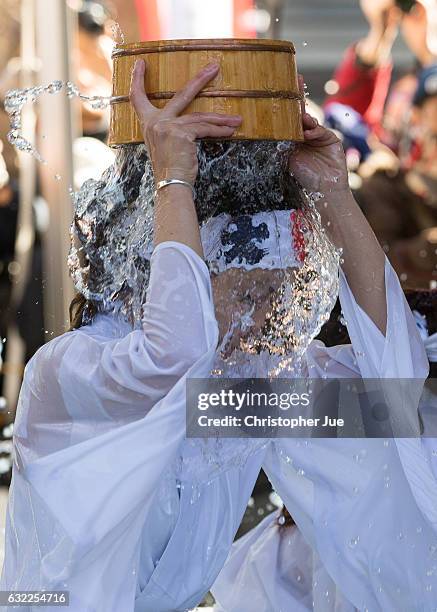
[28,313,133,372]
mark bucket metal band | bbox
[112,42,295,58]
[111,90,303,105]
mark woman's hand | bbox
[129,59,242,185]
[288,76,349,196]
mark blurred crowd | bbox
[324,0,437,291]
[0,0,436,421]
[0,0,116,417]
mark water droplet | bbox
[349,536,360,548]
[303,41,308,46]
[110,21,125,45]
[54,174,61,181]
[5,80,110,163]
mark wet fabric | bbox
[0,242,433,612]
[67,142,305,324]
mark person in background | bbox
[324,0,437,289]
[324,0,435,153]
[324,0,399,152]
[354,63,437,289]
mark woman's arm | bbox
[290,79,387,335]
[317,187,387,336]
[129,59,242,258]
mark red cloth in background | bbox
[324,44,393,134]
[134,0,256,40]
[234,0,256,37]
[135,0,161,40]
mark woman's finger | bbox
[303,128,330,141]
[129,59,155,118]
[297,73,306,116]
[302,112,318,130]
[176,112,242,126]
[161,62,220,118]
[183,122,238,140]
[303,125,339,145]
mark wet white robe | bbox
[0,241,434,612]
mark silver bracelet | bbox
[154,178,196,199]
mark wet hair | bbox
[69,293,97,331]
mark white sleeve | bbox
[16,242,219,607]
[260,259,435,609]
[56,240,218,421]
[305,256,429,379]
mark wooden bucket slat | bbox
[109,38,304,146]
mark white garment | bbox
[212,510,356,612]
[212,257,437,612]
[0,241,433,612]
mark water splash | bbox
[4,80,111,163]
[68,145,155,324]
[194,140,305,222]
[255,192,340,375]
[68,140,340,369]
[109,21,125,45]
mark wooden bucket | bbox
[109,38,304,146]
